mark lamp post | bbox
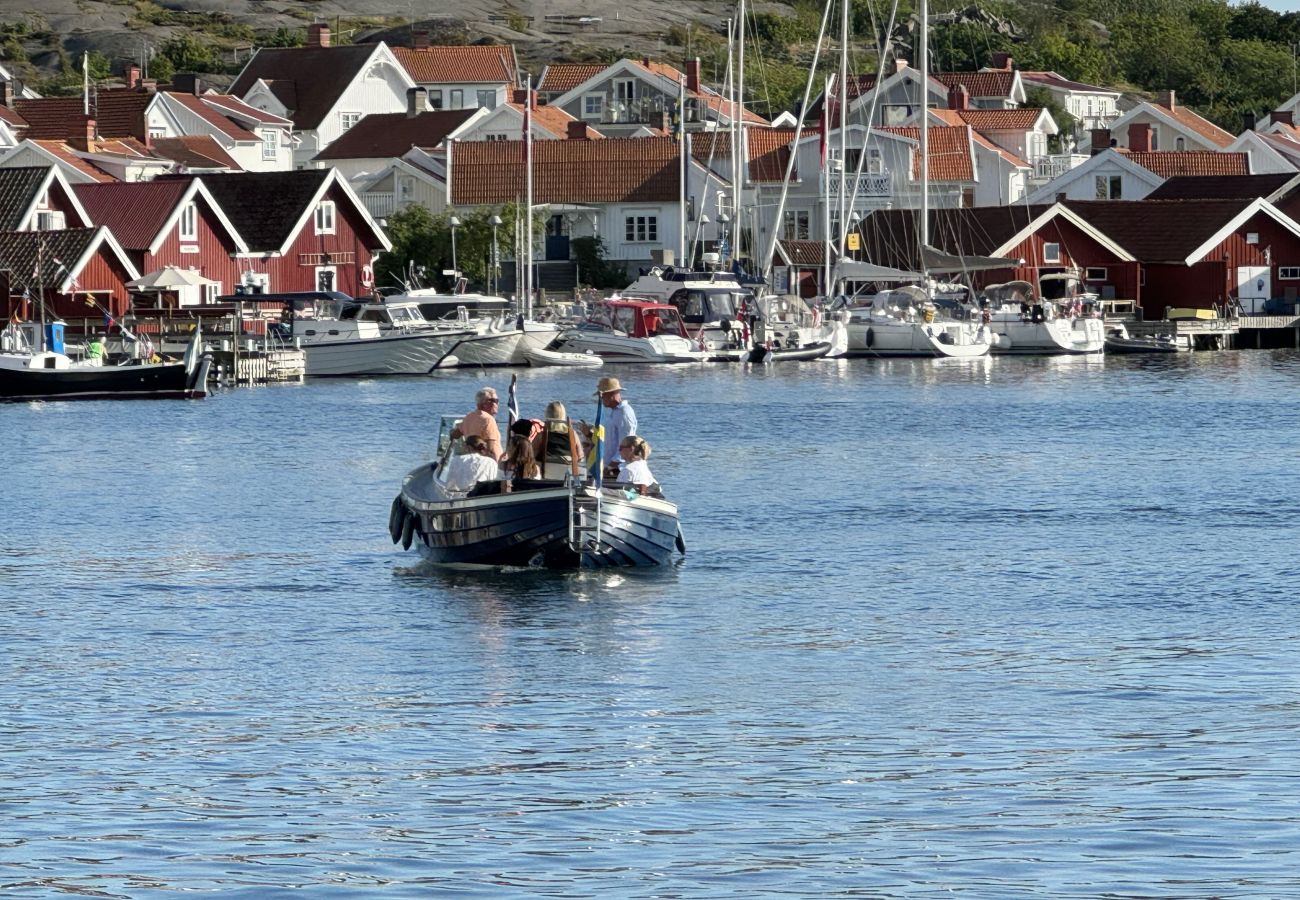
[448,215,461,288]
[488,214,502,297]
[717,212,731,267]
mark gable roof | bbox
[230,44,385,130]
[74,178,247,253]
[690,128,796,182]
[956,108,1050,131]
[16,91,152,140]
[926,108,1030,167]
[313,108,479,160]
[151,135,241,171]
[1020,71,1119,96]
[877,125,976,181]
[1064,198,1271,263]
[552,58,769,126]
[776,239,825,266]
[0,106,28,129]
[1119,149,1249,178]
[0,226,139,291]
[538,63,607,94]
[932,71,1019,100]
[1157,101,1235,149]
[1146,173,1300,201]
[26,140,115,182]
[392,44,516,85]
[158,92,259,141]
[0,167,56,230]
[508,101,602,139]
[452,136,683,204]
[200,93,293,127]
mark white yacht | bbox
[843,286,994,358]
[380,288,561,367]
[551,298,705,363]
[982,281,1106,355]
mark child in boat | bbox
[615,435,655,495]
[502,434,541,481]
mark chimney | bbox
[512,87,528,105]
[141,79,158,94]
[0,80,12,110]
[1271,110,1294,127]
[407,86,428,117]
[172,72,201,96]
[686,57,701,94]
[894,58,908,74]
[125,64,141,90]
[1244,111,1258,132]
[413,29,430,50]
[991,52,1013,71]
[308,23,330,48]
[1090,128,1112,156]
[530,88,537,110]
[567,120,588,140]
[1128,122,1153,153]
[71,116,96,152]
[1159,89,1175,110]
[642,56,651,68]
[947,83,969,111]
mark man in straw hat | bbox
[588,375,637,469]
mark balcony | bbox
[361,192,399,218]
[1033,154,1089,182]
[828,172,891,197]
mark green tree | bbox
[158,32,220,73]
[571,237,626,289]
[1025,86,1078,153]
[375,203,544,293]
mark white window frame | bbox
[340,111,362,131]
[624,213,658,243]
[583,94,603,119]
[450,89,464,110]
[1085,267,1107,281]
[261,129,278,161]
[615,79,636,102]
[477,89,496,109]
[315,200,336,236]
[1043,242,1061,264]
[314,265,337,292]
[179,202,198,241]
[1279,267,1300,279]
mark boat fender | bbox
[864,327,874,348]
[400,511,416,550]
[388,495,404,543]
[675,524,687,555]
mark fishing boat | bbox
[1104,323,1182,354]
[550,298,706,363]
[390,416,683,568]
[0,324,211,401]
[983,281,1106,355]
[270,292,477,376]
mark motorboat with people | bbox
[620,266,841,362]
[379,287,562,367]
[389,415,684,568]
[1104,323,1183,354]
[549,298,706,364]
[0,321,210,401]
[982,281,1106,355]
[841,286,995,358]
[268,292,479,376]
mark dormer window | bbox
[315,200,336,235]
[179,202,197,241]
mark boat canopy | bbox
[922,245,1022,274]
[835,259,921,282]
[982,281,1034,304]
[589,301,688,338]
[665,288,741,323]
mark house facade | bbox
[145,85,294,172]
[390,37,517,111]
[1107,91,1234,153]
[0,226,139,321]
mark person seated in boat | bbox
[501,434,541,484]
[85,333,107,366]
[442,436,502,494]
[450,386,503,460]
[615,435,656,496]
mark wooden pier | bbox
[1125,318,1239,350]
[1232,315,1300,349]
[209,347,305,384]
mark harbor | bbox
[5,355,1300,895]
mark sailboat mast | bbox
[823,76,833,299]
[37,237,46,352]
[735,0,745,265]
[838,0,849,259]
[525,73,534,318]
[678,73,687,265]
[919,0,929,283]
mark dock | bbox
[1125,318,1239,350]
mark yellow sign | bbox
[846,233,860,251]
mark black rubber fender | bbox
[400,511,415,550]
[864,327,874,348]
[388,495,404,543]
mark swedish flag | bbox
[586,400,605,486]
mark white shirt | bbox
[442,453,500,493]
[616,458,654,486]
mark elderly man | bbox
[455,386,503,460]
[592,376,636,467]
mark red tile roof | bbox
[507,102,602,139]
[201,94,292,126]
[30,140,114,182]
[74,179,192,249]
[1157,101,1235,149]
[0,106,27,128]
[690,127,796,182]
[777,239,824,266]
[16,91,151,140]
[1119,150,1249,178]
[957,108,1044,130]
[163,92,258,141]
[313,109,479,160]
[151,135,242,171]
[631,60,768,125]
[452,136,680,204]
[878,125,975,181]
[538,63,606,94]
[933,71,1018,99]
[392,44,517,85]
[1020,71,1117,95]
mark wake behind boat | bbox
[390,416,683,568]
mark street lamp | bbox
[488,214,502,297]
[448,215,461,287]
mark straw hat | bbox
[594,376,624,396]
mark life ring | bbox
[388,495,404,543]
[400,511,415,550]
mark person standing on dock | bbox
[453,387,503,460]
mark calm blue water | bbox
[4,352,1300,897]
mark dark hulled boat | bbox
[0,335,211,402]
